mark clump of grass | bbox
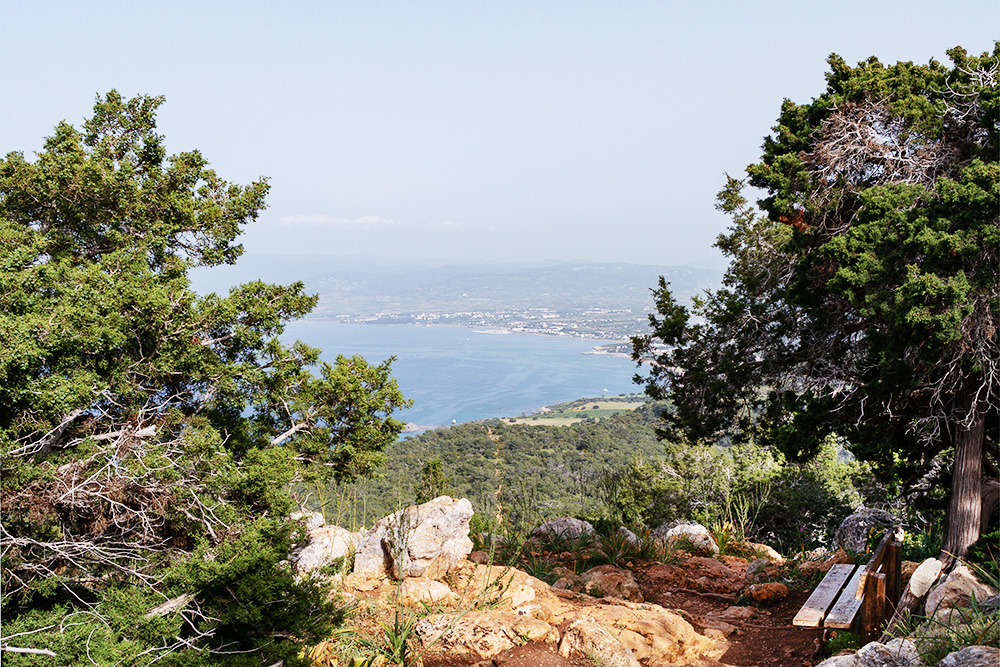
[912,598,998,664]
[591,528,638,567]
[358,607,421,666]
[519,551,556,583]
[823,630,859,656]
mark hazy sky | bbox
[3,2,996,268]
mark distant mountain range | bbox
[190,254,723,338]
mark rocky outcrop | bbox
[348,558,728,666]
[353,496,474,579]
[415,610,557,659]
[340,500,732,667]
[835,508,896,554]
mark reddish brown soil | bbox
[418,555,829,667]
[424,643,593,667]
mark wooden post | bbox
[860,572,885,646]
[884,538,902,620]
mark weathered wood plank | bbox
[792,564,857,627]
[860,572,886,645]
[825,564,865,628]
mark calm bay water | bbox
[282,321,641,429]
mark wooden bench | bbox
[792,527,904,645]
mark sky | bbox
[2,1,996,269]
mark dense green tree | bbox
[414,457,454,504]
[0,92,409,664]
[634,46,999,561]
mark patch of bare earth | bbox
[342,547,837,666]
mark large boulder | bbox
[353,496,474,579]
[924,563,999,615]
[559,615,640,667]
[835,508,896,554]
[580,564,644,602]
[532,516,594,540]
[653,522,719,554]
[937,646,1000,667]
[815,638,924,667]
[295,524,362,575]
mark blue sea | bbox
[282,321,642,429]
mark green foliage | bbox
[414,457,454,505]
[634,45,999,558]
[824,631,860,656]
[0,92,407,664]
[965,527,1000,589]
[909,596,1000,664]
[358,607,422,666]
[324,406,666,528]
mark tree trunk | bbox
[941,400,985,564]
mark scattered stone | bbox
[745,541,785,562]
[718,605,757,619]
[818,639,925,667]
[580,564,644,602]
[654,522,720,554]
[745,558,770,580]
[747,582,789,604]
[558,615,641,667]
[901,560,921,586]
[552,576,578,591]
[815,655,860,667]
[468,550,490,564]
[925,563,999,615]
[807,546,831,560]
[531,516,594,540]
[354,496,474,580]
[937,645,1000,667]
[799,548,855,577]
[835,508,897,555]
[618,525,639,546]
[855,638,923,666]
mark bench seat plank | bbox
[792,564,858,627]
[825,564,866,629]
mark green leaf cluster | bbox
[635,46,999,557]
[0,92,408,664]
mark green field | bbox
[506,395,647,426]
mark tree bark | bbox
[981,477,999,534]
[941,396,985,564]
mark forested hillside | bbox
[312,404,668,531]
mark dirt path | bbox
[418,553,830,667]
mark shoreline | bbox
[303,317,636,344]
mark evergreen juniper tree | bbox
[634,46,999,562]
[0,91,410,664]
